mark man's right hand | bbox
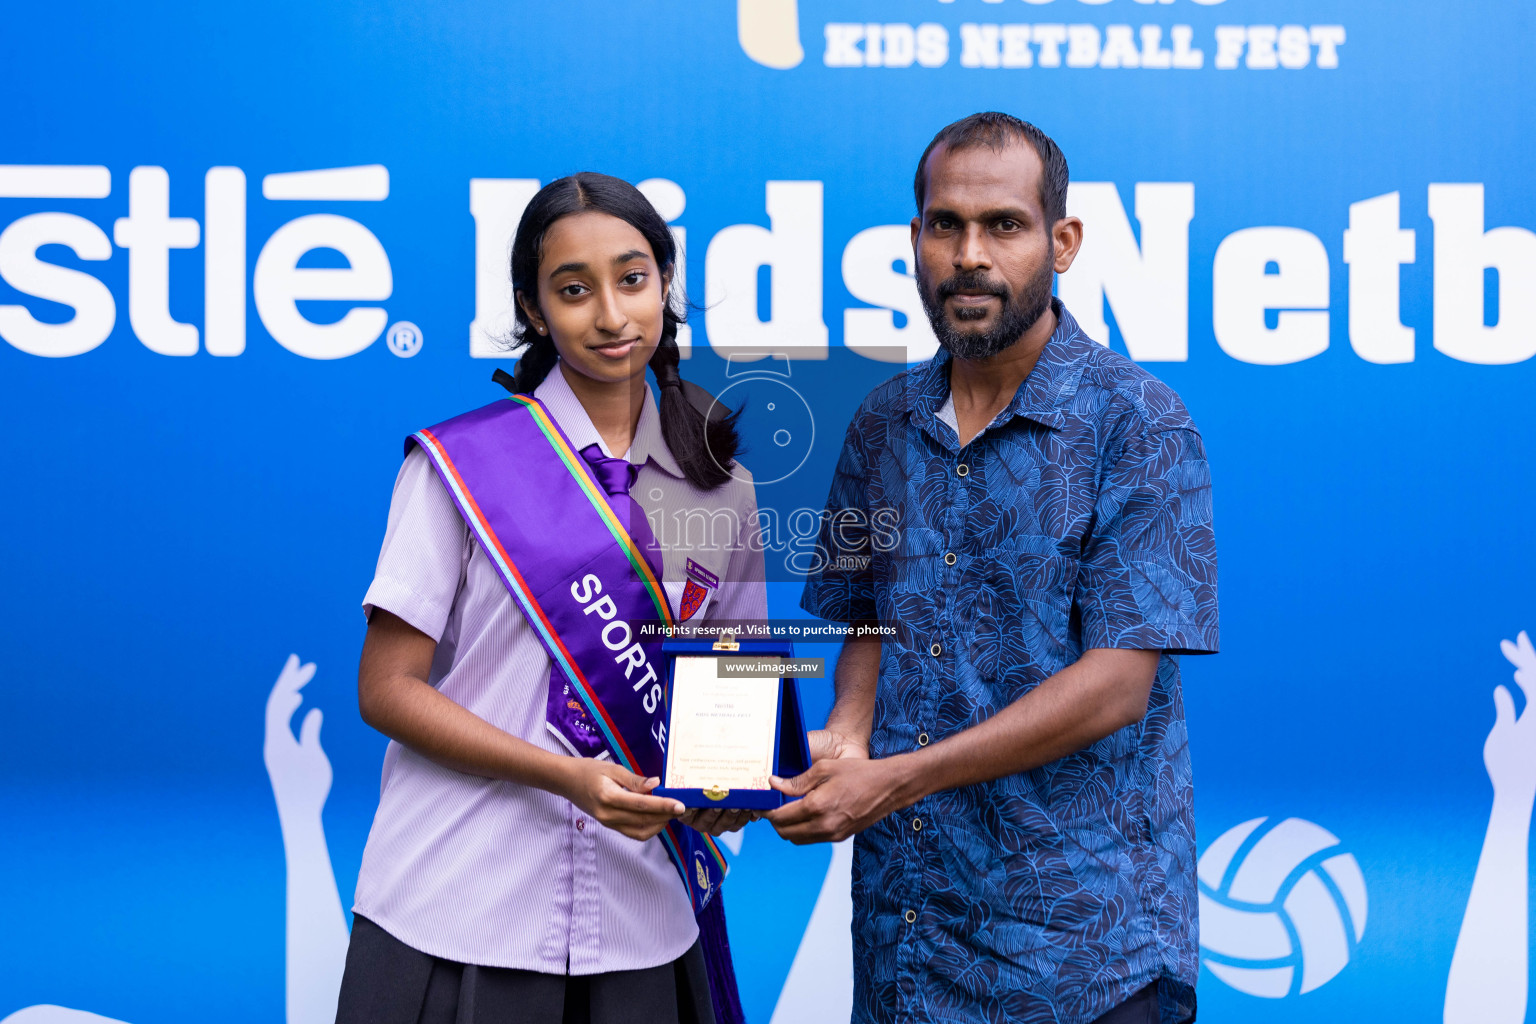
[561,759,686,842]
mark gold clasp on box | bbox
[703,785,730,801]
[712,631,740,651]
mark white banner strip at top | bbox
[0,165,111,199]
[262,164,389,201]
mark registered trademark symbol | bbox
[387,321,423,358]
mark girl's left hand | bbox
[682,808,758,836]
[562,760,686,842]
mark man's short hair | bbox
[913,112,1070,227]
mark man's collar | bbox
[909,298,1089,446]
[532,364,685,479]
[998,299,1087,431]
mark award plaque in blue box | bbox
[654,636,811,810]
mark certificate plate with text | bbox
[663,654,782,793]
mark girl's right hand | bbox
[562,759,686,842]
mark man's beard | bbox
[918,259,1055,361]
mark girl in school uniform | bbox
[335,172,766,1024]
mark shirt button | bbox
[930,642,942,657]
[956,463,969,477]
[944,552,957,566]
[917,732,930,747]
[575,819,586,831]
[911,818,923,832]
[904,909,917,924]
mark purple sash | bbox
[405,395,730,909]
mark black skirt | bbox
[335,915,718,1024]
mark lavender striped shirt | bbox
[354,366,768,972]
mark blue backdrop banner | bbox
[3,2,1534,1023]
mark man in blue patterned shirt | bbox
[768,113,1219,1024]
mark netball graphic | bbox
[737,0,803,69]
[1198,816,1368,998]
[0,1010,129,1024]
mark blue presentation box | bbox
[654,638,812,810]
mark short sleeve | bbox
[362,446,471,642]
[1075,424,1219,655]
[799,418,879,623]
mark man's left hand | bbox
[765,756,912,844]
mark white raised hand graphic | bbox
[1445,630,1536,1024]
[264,654,350,1024]
[771,838,854,1024]
[5,655,351,1024]
[265,655,333,820]
[1484,632,1536,803]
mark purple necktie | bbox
[544,444,665,757]
[577,443,664,582]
